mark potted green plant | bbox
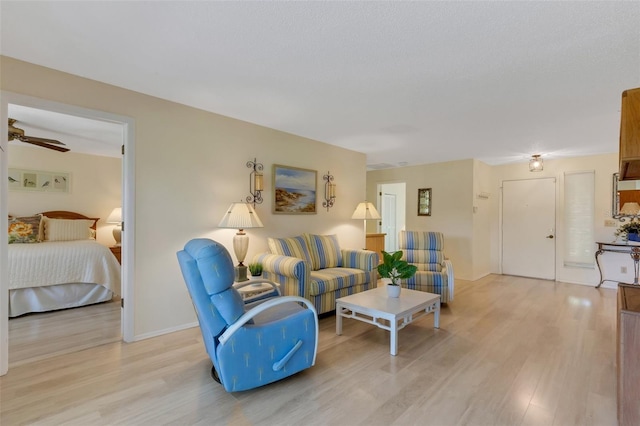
[248,262,263,277]
[377,250,417,297]
[615,220,640,242]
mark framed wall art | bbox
[273,164,317,214]
[8,168,70,193]
[418,188,431,216]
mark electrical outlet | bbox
[605,219,617,227]
[621,266,628,274]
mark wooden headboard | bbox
[40,211,100,230]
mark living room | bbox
[1,2,639,424]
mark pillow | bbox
[267,235,315,268]
[43,217,95,241]
[8,215,42,244]
[305,234,342,269]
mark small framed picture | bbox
[418,188,431,216]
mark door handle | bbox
[546,235,554,239]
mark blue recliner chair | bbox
[177,238,318,392]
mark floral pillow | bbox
[8,215,42,244]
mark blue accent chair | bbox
[177,238,319,392]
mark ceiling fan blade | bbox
[21,139,70,153]
[20,135,66,145]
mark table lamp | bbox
[218,202,264,281]
[351,201,381,235]
[107,207,122,246]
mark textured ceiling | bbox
[1,1,639,167]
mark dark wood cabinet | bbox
[617,284,640,425]
[619,88,640,180]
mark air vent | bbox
[367,163,396,170]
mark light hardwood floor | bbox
[1,275,618,425]
[8,299,121,367]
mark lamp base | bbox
[234,265,248,282]
[112,226,122,246]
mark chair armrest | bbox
[442,259,454,301]
[233,279,282,296]
[341,249,378,271]
[254,253,309,279]
[218,296,319,360]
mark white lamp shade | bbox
[621,202,640,215]
[107,207,122,224]
[351,202,381,220]
[219,202,263,267]
[218,202,264,229]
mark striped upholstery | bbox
[399,231,444,250]
[255,235,378,314]
[309,268,370,296]
[398,231,454,303]
[267,236,314,268]
[305,233,342,270]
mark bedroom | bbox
[6,104,123,364]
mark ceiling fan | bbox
[8,118,69,152]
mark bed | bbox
[8,211,121,317]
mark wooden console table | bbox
[595,242,640,288]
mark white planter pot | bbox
[387,283,401,298]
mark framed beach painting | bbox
[273,164,317,214]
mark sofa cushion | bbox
[399,231,444,250]
[267,235,314,268]
[305,233,342,270]
[403,249,444,272]
[308,267,370,296]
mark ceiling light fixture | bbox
[529,154,543,172]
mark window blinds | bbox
[564,171,595,268]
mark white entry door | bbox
[502,178,556,279]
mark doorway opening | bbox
[1,92,135,375]
[378,182,406,252]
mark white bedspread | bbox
[8,240,121,294]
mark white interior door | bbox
[382,193,397,251]
[502,178,556,279]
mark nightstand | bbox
[109,246,122,264]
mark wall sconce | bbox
[246,158,264,206]
[529,154,543,172]
[322,171,336,211]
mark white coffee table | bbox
[336,286,440,356]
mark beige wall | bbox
[367,153,622,286]
[367,159,478,280]
[7,145,121,246]
[1,56,367,338]
[472,159,493,280]
[490,153,620,287]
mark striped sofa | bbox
[253,234,378,314]
[398,231,454,303]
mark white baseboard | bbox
[132,321,199,342]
